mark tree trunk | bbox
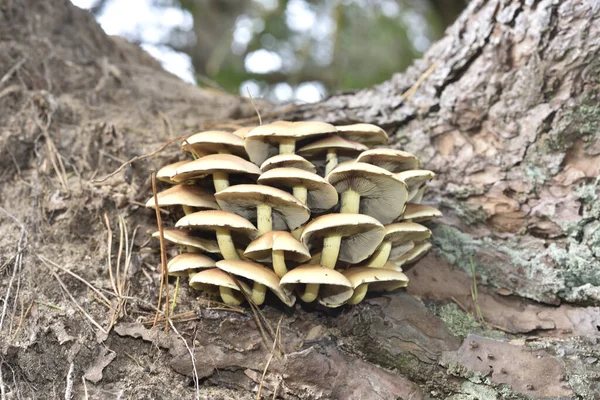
[0,0,598,399]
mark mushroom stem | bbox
[257,203,273,234]
[325,149,338,175]
[365,240,392,268]
[213,171,230,192]
[216,228,239,260]
[279,138,296,154]
[340,189,360,214]
[293,186,308,205]
[251,282,267,305]
[182,205,195,215]
[320,234,342,268]
[272,249,288,277]
[299,286,319,303]
[219,286,244,305]
[291,225,303,240]
[347,284,368,305]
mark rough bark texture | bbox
[1,0,599,399]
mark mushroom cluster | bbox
[147,121,441,308]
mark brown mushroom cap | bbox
[145,185,218,209]
[244,121,337,165]
[156,160,193,183]
[182,131,247,158]
[215,184,310,231]
[175,210,258,239]
[152,229,220,253]
[296,135,368,158]
[401,204,443,223]
[167,253,216,276]
[244,231,311,263]
[301,213,385,264]
[335,123,388,145]
[383,222,431,259]
[216,260,295,306]
[395,170,436,200]
[390,241,432,268]
[232,126,255,139]
[326,162,409,224]
[257,167,338,212]
[260,154,316,173]
[342,267,409,291]
[189,268,250,293]
[356,148,419,172]
[170,154,261,183]
[279,264,353,307]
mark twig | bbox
[469,257,487,328]
[11,300,33,343]
[0,361,5,400]
[0,58,26,88]
[82,376,89,400]
[170,277,180,314]
[151,171,169,331]
[400,60,440,103]
[256,317,283,400]
[103,214,118,296]
[169,321,200,400]
[64,362,74,400]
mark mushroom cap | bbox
[244,231,311,263]
[152,229,220,253]
[326,162,409,224]
[258,167,338,212]
[216,260,295,306]
[170,154,261,183]
[296,136,368,158]
[167,253,216,276]
[175,210,258,239]
[182,131,247,158]
[232,126,255,139]
[260,154,316,173]
[335,123,388,145]
[356,148,419,172]
[244,120,337,165]
[280,264,353,307]
[342,267,408,291]
[301,213,385,264]
[401,204,442,223]
[156,160,192,183]
[145,185,218,209]
[383,222,431,244]
[189,268,251,293]
[215,184,310,231]
[391,241,432,268]
[395,170,436,200]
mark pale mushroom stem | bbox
[256,203,273,234]
[302,234,342,302]
[291,226,303,240]
[325,149,338,175]
[365,241,392,268]
[182,205,195,215]
[251,283,267,305]
[272,249,288,277]
[213,171,230,192]
[279,138,296,154]
[293,186,308,204]
[347,284,368,305]
[219,286,244,305]
[215,228,240,260]
[340,189,360,213]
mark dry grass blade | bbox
[470,257,487,328]
[103,213,119,296]
[256,317,283,400]
[400,60,439,103]
[169,321,200,400]
[246,88,262,126]
[151,171,169,331]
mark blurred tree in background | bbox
[82,0,467,102]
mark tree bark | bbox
[0,0,599,399]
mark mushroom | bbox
[334,123,388,145]
[389,241,432,270]
[260,154,316,173]
[175,210,258,260]
[232,126,255,139]
[167,253,216,276]
[297,135,367,175]
[356,148,419,173]
[342,267,408,304]
[216,260,295,306]
[182,130,248,158]
[215,184,310,234]
[257,167,338,212]
[171,154,261,192]
[156,160,193,184]
[244,231,311,277]
[365,222,431,268]
[280,264,353,306]
[244,120,337,165]
[400,204,443,223]
[145,184,218,215]
[152,229,220,254]
[326,162,409,224]
[189,268,251,305]
[300,213,385,301]
[395,170,436,202]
